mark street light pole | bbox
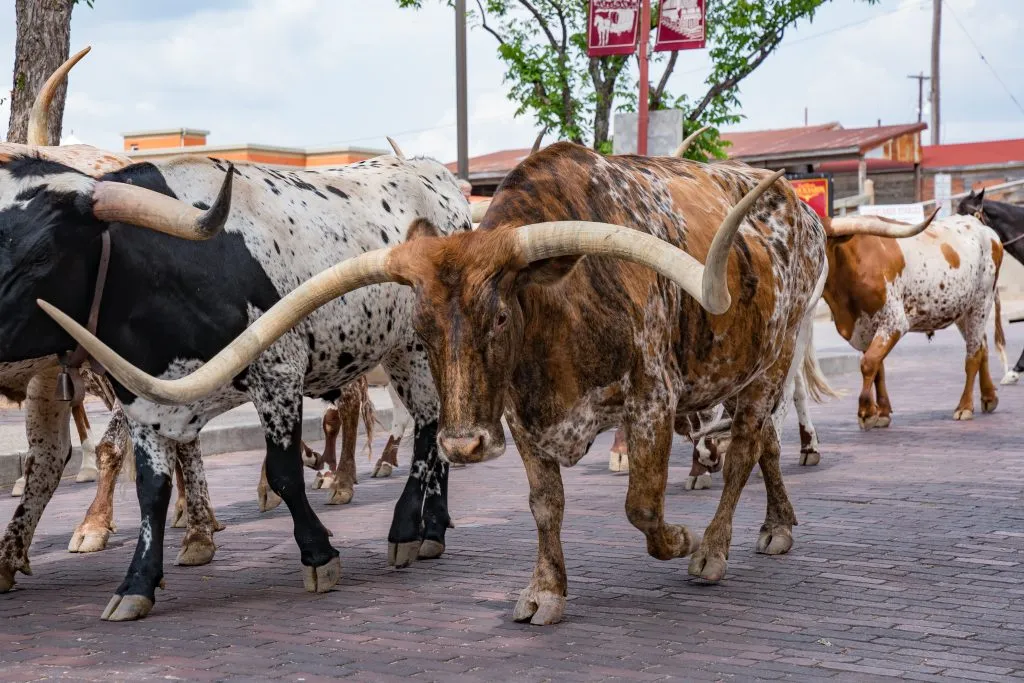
[455,0,469,180]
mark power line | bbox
[942,0,1024,118]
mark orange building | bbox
[122,128,386,168]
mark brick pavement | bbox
[1,326,1023,681]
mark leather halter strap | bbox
[972,209,1024,248]
[58,231,111,403]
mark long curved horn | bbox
[90,165,235,240]
[37,249,397,405]
[470,200,490,223]
[386,137,406,160]
[673,125,710,158]
[514,169,786,315]
[826,208,938,239]
[27,46,91,146]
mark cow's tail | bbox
[995,288,1008,376]
[358,378,376,461]
[802,322,841,403]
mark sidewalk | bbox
[0,328,861,488]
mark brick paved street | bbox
[1,326,1023,681]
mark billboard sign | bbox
[654,0,706,51]
[788,173,833,219]
[588,0,641,57]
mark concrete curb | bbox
[0,401,395,489]
[1,353,860,489]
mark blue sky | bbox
[1,0,1021,160]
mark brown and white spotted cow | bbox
[55,143,937,626]
[823,213,1006,428]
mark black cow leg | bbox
[264,417,341,593]
[1006,346,1024,384]
[418,421,450,560]
[387,419,435,568]
[102,424,173,622]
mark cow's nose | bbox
[439,433,485,463]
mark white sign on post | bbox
[858,204,926,224]
[934,173,952,218]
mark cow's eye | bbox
[494,310,509,332]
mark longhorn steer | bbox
[53,143,933,626]
[957,189,1024,384]
[822,214,1005,427]
[7,148,468,620]
[0,49,226,590]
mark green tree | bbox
[396,1,877,159]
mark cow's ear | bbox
[977,188,986,205]
[405,218,441,242]
[516,255,583,288]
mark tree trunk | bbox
[7,0,74,145]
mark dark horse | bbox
[958,188,1024,383]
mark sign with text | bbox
[858,203,926,224]
[654,0,706,52]
[588,0,641,57]
[788,174,833,219]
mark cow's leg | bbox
[793,371,821,463]
[174,439,221,566]
[0,373,71,592]
[1002,345,1024,385]
[683,440,715,490]
[383,353,449,566]
[689,378,780,583]
[69,405,128,553]
[511,432,567,626]
[326,390,359,506]
[608,427,628,472]
[101,423,175,621]
[72,404,98,483]
[171,460,187,527]
[256,457,282,512]
[979,341,999,414]
[249,367,340,592]
[624,411,698,562]
[858,331,900,430]
[312,405,341,491]
[373,383,409,478]
[755,422,798,556]
[873,362,893,427]
[955,315,991,420]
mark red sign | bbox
[588,0,641,57]
[789,176,833,219]
[654,0,706,52]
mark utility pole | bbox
[636,0,651,155]
[930,0,941,145]
[907,72,930,123]
[455,0,469,180]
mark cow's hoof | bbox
[257,486,282,512]
[302,556,341,593]
[858,415,878,430]
[0,565,17,592]
[75,466,98,483]
[953,408,974,421]
[327,487,354,505]
[68,525,111,553]
[513,586,566,625]
[799,450,821,466]
[101,594,154,621]
[175,535,215,566]
[683,473,712,490]
[688,547,728,583]
[371,460,394,478]
[10,477,25,498]
[1001,370,1020,385]
[388,541,421,569]
[212,514,225,533]
[311,472,324,490]
[756,525,793,555]
[170,498,186,528]
[419,540,445,560]
[608,451,629,472]
[875,415,891,428]
[982,397,998,413]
